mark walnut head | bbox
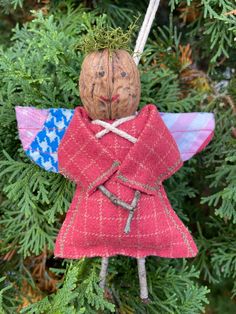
[79,48,141,120]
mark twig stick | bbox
[124,210,134,234]
[98,186,141,233]
[137,257,149,301]
[98,185,134,211]
[98,185,140,212]
[124,191,141,233]
[99,257,109,289]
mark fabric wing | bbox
[160,112,215,161]
[15,106,74,172]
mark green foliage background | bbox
[0,0,236,313]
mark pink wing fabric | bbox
[15,106,49,150]
[160,112,215,161]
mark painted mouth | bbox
[100,94,119,103]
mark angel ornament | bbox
[16,29,215,302]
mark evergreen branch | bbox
[21,261,115,314]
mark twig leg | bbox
[99,257,109,289]
[137,257,150,303]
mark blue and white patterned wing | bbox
[25,108,74,172]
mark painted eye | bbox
[99,71,105,77]
[121,71,127,77]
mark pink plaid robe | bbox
[55,104,198,258]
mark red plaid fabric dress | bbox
[55,104,198,258]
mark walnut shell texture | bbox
[79,49,141,120]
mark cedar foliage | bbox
[0,0,236,313]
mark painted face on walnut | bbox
[79,48,141,120]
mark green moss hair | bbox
[78,18,138,55]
